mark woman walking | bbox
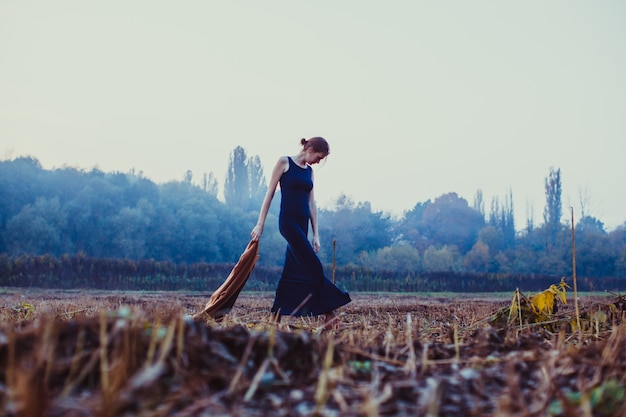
[250,137,351,327]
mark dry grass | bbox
[0,289,625,416]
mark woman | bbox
[251,137,351,326]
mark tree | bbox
[611,224,626,277]
[575,216,616,277]
[224,146,250,210]
[543,167,562,249]
[419,192,485,254]
[525,199,535,234]
[5,197,69,256]
[318,194,392,264]
[223,146,267,212]
[111,201,152,259]
[488,190,515,249]
[534,226,570,275]
[183,170,193,184]
[248,155,267,212]
[463,241,490,273]
[202,172,219,197]
[0,157,46,238]
[155,181,223,263]
[358,243,421,272]
[502,190,516,248]
[477,225,505,256]
[473,189,485,220]
[422,245,459,272]
[396,200,431,251]
[64,177,123,256]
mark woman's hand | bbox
[251,224,263,241]
[312,235,321,253]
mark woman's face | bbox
[307,150,328,165]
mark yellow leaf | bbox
[530,290,555,316]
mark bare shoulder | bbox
[275,156,289,172]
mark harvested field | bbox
[0,289,625,416]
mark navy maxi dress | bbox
[271,157,351,316]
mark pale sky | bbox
[2,1,625,230]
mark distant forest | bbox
[1,148,625,287]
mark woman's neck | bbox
[292,153,308,168]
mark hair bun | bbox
[301,137,329,154]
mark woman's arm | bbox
[308,170,321,253]
[251,156,288,241]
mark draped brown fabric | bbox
[193,240,259,319]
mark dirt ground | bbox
[0,289,624,416]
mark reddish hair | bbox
[300,137,330,155]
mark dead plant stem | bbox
[571,208,582,337]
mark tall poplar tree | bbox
[473,189,485,220]
[248,155,267,212]
[224,146,250,210]
[543,167,562,248]
[224,146,267,212]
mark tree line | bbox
[1,150,625,287]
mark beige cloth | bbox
[193,240,259,319]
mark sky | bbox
[1,1,625,230]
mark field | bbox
[1,289,625,416]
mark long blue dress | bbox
[271,157,351,316]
